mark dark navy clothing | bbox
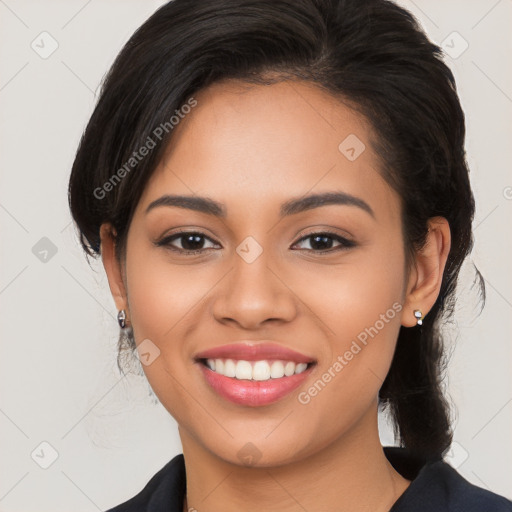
[105,447,512,511]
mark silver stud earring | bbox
[117,309,127,329]
[413,309,424,326]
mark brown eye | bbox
[156,231,219,254]
[292,232,356,253]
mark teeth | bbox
[224,359,236,378]
[204,358,310,381]
[253,360,271,381]
[235,360,253,380]
[284,361,295,376]
[270,360,285,378]
[295,362,308,374]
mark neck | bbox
[180,406,411,512]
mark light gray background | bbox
[0,0,511,510]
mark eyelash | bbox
[155,229,356,255]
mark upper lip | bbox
[194,342,316,364]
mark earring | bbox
[413,309,424,326]
[117,309,127,329]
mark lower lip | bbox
[198,363,314,407]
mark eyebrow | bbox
[145,191,375,219]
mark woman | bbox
[67,0,512,510]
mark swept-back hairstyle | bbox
[68,0,481,460]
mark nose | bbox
[212,248,297,330]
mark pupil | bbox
[311,235,332,250]
[183,234,203,251]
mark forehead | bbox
[136,79,399,223]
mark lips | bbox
[194,342,316,407]
[198,364,314,406]
[195,342,315,363]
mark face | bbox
[111,79,412,467]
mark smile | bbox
[197,359,316,407]
[194,342,317,407]
[203,358,310,381]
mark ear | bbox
[99,223,129,316]
[401,216,451,327]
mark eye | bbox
[155,229,356,256]
[155,231,220,254]
[291,231,356,253]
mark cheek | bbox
[291,244,405,410]
[290,238,405,343]
[125,245,209,345]
[122,243,218,419]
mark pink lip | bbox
[198,363,314,407]
[194,342,315,363]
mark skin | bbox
[100,79,450,512]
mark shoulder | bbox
[104,454,186,512]
[435,461,512,511]
[391,457,512,512]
